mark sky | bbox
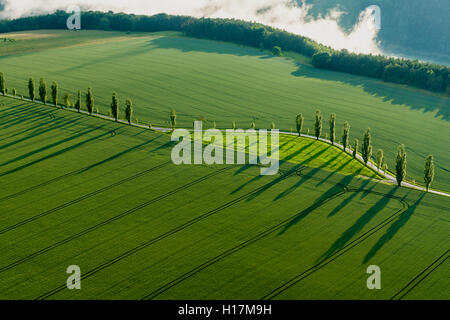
[0,0,381,54]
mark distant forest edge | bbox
[1,11,449,95]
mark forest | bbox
[0,10,448,94]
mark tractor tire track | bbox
[34,166,301,300]
[0,137,160,204]
[0,161,171,235]
[391,249,449,300]
[0,166,232,275]
[260,189,409,300]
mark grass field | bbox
[0,30,449,192]
[0,97,448,300]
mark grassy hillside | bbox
[0,97,448,299]
[0,30,449,192]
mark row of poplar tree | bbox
[294,110,435,191]
[0,72,436,191]
[0,72,135,125]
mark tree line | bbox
[294,110,435,191]
[0,11,448,94]
[1,72,136,124]
[0,71,437,191]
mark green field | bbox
[0,30,449,192]
[0,97,448,300]
[0,29,449,300]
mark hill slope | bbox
[0,30,449,191]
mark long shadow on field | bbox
[230,142,315,196]
[359,182,378,200]
[0,114,70,140]
[291,63,450,121]
[0,103,36,120]
[315,157,352,187]
[0,108,56,129]
[0,116,83,151]
[363,193,425,263]
[0,115,61,139]
[328,176,372,217]
[277,172,357,235]
[149,140,176,152]
[319,187,398,261]
[245,162,306,202]
[0,129,111,177]
[273,146,337,201]
[0,124,104,168]
[150,36,268,57]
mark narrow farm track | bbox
[391,249,450,300]
[0,166,233,275]
[34,166,303,300]
[0,161,171,235]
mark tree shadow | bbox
[243,162,305,201]
[319,186,399,261]
[77,135,163,174]
[0,108,55,129]
[0,102,36,120]
[327,169,370,218]
[0,125,108,170]
[277,172,357,236]
[291,63,450,121]
[273,146,334,201]
[230,142,316,195]
[363,193,425,263]
[0,116,83,151]
[0,129,112,177]
[315,156,352,187]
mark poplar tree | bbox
[362,128,372,165]
[314,110,322,140]
[329,113,336,145]
[111,92,119,121]
[75,90,81,112]
[28,78,35,101]
[296,113,304,136]
[39,78,47,104]
[63,93,70,108]
[353,139,358,158]
[86,87,94,115]
[376,149,384,171]
[170,109,176,129]
[342,121,350,152]
[50,81,58,106]
[125,99,133,125]
[424,155,435,191]
[395,144,407,187]
[0,72,5,96]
